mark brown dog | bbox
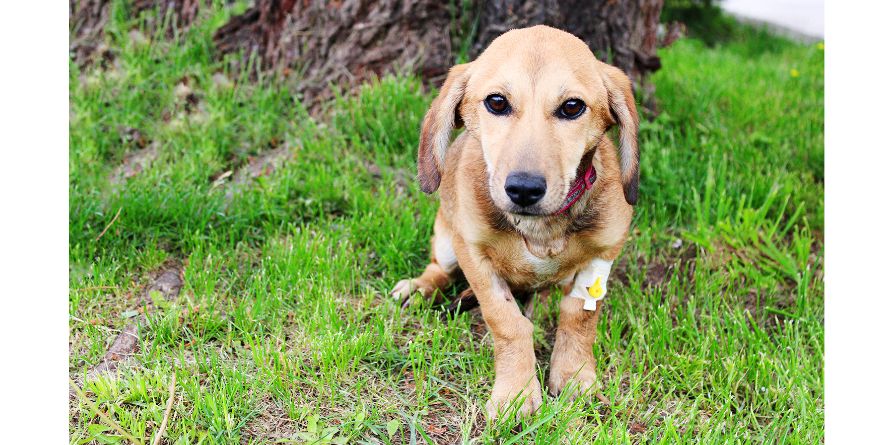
[391,25,638,419]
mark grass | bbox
[69,3,824,444]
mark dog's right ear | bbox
[418,63,471,194]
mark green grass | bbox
[69,3,824,444]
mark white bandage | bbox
[568,259,613,311]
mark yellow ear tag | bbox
[587,277,604,298]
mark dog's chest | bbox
[522,250,562,280]
[487,240,578,290]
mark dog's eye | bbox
[557,99,586,120]
[484,94,511,116]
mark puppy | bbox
[392,25,638,419]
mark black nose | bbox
[504,172,547,207]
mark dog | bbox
[391,25,638,419]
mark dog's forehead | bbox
[470,26,603,95]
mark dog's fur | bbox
[391,26,638,419]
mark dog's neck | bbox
[520,228,568,257]
[508,193,594,257]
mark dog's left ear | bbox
[417,63,471,194]
[599,62,640,205]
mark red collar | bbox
[554,164,597,215]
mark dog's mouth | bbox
[504,201,565,218]
[505,206,554,221]
[506,208,557,231]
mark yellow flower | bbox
[588,277,604,298]
[817,42,824,51]
[790,68,800,78]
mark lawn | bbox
[69,4,824,444]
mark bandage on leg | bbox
[567,259,613,311]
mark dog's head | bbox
[417,25,639,215]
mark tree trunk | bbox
[70,0,202,65]
[213,0,453,108]
[70,0,113,65]
[133,0,202,33]
[471,0,664,81]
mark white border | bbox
[825,0,886,442]
[0,1,882,441]
[0,2,69,440]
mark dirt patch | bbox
[363,162,414,200]
[88,323,140,375]
[240,395,298,443]
[644,261,670,288]
[612,240,698,292]
[231,145,292,184]
[79,262,184,384]
[214,142,299,200]
[110,141,159,184]
[175,82,201,114]
[743,288,764,320]
[629,421,648,434]
[363,159,382,179]
[147,266,185,300]
[421,403,479,444]
[743,287,797,329]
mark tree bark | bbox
[132,0,202,33]
[70,0,203,65]
[471,0,664,81]
[70,0,113,65]
[213,0,453,108]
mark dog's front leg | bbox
[548,257,613,399]
[453,237,542,420]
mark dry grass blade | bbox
[595,392,611,405]
[69,378,145,445]
[152,372,177,445]
[95,206,122,241]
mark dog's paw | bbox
[390,279,423,307]
[548,363,598,400]
[390,279,414,300]
[485,376,543,421]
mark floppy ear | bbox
[417,63,471,194]
[599,62,640,205]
